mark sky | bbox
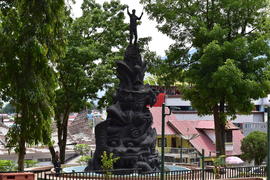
[71,0,174,57]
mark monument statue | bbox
[85,8,160,174]
[127,7,143,44]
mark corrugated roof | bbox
[196,120,239,130]
[150,107,176,135]
[168,120,243,157]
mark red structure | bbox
[153,93,165,107]
[0,173,34,180]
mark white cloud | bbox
[71,0,174,57]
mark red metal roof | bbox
[167,120,243,157]
[196,120,239,130]
[150,107,176,135]
[150,107,244,156]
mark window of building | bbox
[255,105,260,111]
[225,130,233,143]
[170,106,195,111]
[157,138,167,147]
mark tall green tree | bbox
[141,0,270,155]
[0,0,65,170]
[50,0,130,164]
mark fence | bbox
[156,147,200,164]
[30,169,49,180]
[42,166,266,180]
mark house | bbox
[0,115,77,165]
[166,94,267,136]
[150,85,268,136]
[150,107,244,164]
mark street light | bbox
[161,103,172,180]
[262,97,270,180]
[267,105,270,180]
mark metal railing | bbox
[41,166,266,180]
[30,169,50,180]
[156,147,197,155]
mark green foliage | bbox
[0,0,66,170]
[144,74,159,85]
[55,0,129,113]
[76,155,92,165]
[54,0,132,163]
[0,160,16,171]
[241,131,267,165]
[212,155,226,179]
[24,160,38,168]
[74,144,90,156]
[213,155,226,167]
[85,102,96,111]
[101,151,119,177]
[141,0,270,155]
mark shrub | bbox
[76,155,92,165]
[241,131,267,165]
[74,144,90,156]
[0,160,16,171]
[24,160,38,168]
[100,151,119,177]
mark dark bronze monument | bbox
[85,7,160,173]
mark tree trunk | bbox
[57,106,70,164]
[17,138,26,171]
[213,104,226,157]
[49,145,56,165]
[59,139,66,164]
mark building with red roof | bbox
[150,107,244,164]
[150,85,268,136]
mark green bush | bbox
[74,144,90,156]
[0,160,16,171]
[101,151,119,177]
[212,155,226,179]
[24,160,38,168]
[76,155,92,165]
[241,131,267,165]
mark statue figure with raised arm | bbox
[127,6,143,44]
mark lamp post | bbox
[161,103,171,180]
[267,106,270,180]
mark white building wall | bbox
[173,113,264,123]
[225,143,233,151]
[174,113,213,121]
[253,114,264,122]
[231,115,254,123]
[252,96,270,106]
[167,96,265,123]
[165,97,191,106]
[167,95,270,107]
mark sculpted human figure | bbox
[127,6,143,44]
